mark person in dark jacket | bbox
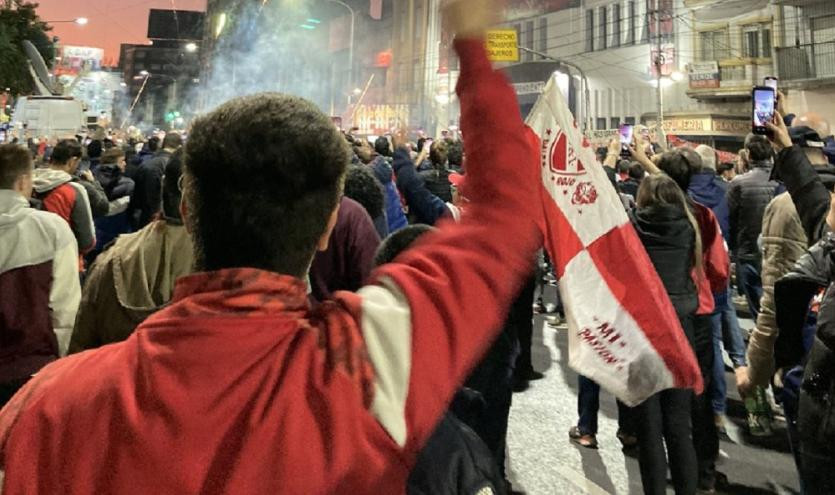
[50,139,110,219]
[393,131,454,226]
[88,147,136,264]
[765,112,835,493]
[374,225,505,495]
[125,136,159,180]
[727,133,779,318]
[420,140,453,203]
[690,144,747,424]
[128,133,182,230]
[94,147,135,203]
[618,162,644,199]
[368,153,409,234]
[344,164,388,238]
[630,173,701,495]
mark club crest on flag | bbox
[540,127,599,208]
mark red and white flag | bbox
[526,78,703,406]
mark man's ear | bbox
[179,197,191,233]
[317,202,341,252]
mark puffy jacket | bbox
[688,171,729,242]
[31,168,96,254]
[420,167,453,203]
[772,146,832,244]
[369,156,408,233]
[629,204,698,319]
[774,235,835,450]
[0,190,80,383]
[727,161,778,264]
[747,192,808,387]
[94,164,135,202]
[69,220,193,353]
[407,412,504,495]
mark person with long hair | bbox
[631,174,702,494]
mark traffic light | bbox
[165,112,175,123]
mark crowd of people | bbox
[1,0,835,493]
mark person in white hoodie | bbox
[0,144,80,406]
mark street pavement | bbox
[504,310,801,495]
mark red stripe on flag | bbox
[539,182,584,279]
[585,223,704,393]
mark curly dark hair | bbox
[447,141,463,168]
[183,93,349,276]
[373,224,435,267]
[344,165,384,220]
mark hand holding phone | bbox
[752,86,776,136]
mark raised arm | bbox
[342,0,543,457]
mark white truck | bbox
[9,96,86,140]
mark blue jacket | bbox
[370,156,408,234]
[688,171,730,242]
[393,148,449,226]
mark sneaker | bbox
[533,299,546,314]
[569,426,598,449]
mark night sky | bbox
[36,0,207,65]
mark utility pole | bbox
[653,0,666,147]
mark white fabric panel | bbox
[357,279,412,447]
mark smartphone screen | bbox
[752,87,776,135]
[619,124,633,156]
[764,77,778,91]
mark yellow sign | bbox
[486,30,519,62]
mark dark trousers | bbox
[738,261,763,319]
[513,276,537,377]
[636,388,698,494]
[0,377,30,408]
[692,314,719,487]
[577,375,635,435]
[465,356,516,478]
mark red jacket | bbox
[0,40,542,494]
[692,202,730,315]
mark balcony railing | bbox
[776,41,835,81]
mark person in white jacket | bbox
[0,144,80,406]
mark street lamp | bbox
[329,0,355,89]
[517,46,592,133]
[184,42,198,53]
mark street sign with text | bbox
[486,30,519,62]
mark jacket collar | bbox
[750,159,773,169]
[171,268,310,316]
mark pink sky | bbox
[36,0,207,65]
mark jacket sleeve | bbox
[68,255,104,354]
[774,146,831,245]
[347,207,381,291]
[70,183,96,253]
[726,180,740,257]
[79,178,109,218]
[703,208,730,294]
[344,39,542,454]
[393,148,449,225]
[50,229,81,356]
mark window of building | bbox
[612,4,621,48]
[610,117,620,129]
[624,116,636,125]
[538,17,548,57]
[743,23,772,58]
[524,20,535,61]
[627,1,636,45]
[699,29,730,61]
[597,117,607,130]
[586,9,595,52]
[599,6,608,50]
